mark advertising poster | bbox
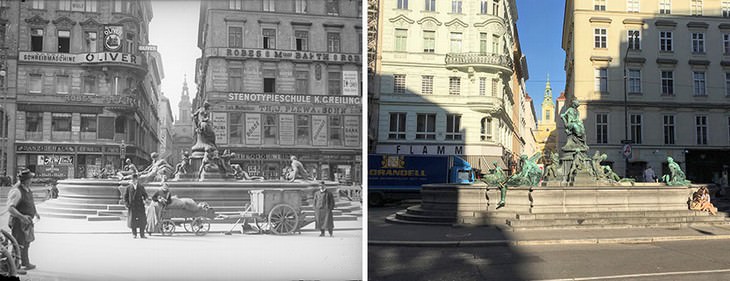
[344,115,360,147]
[342,70,359,96]
[104,25,123,52]
[312,115,328,146]
[245,113,262,145]
[212,112,228,145]
[279,114,295,145]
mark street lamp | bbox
[623,45,630,179]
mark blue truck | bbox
[367,154,475,206]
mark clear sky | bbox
[516,0,567,120]
[149,0,201,121]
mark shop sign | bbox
[218,47,361,64]
[138,45,158,52]
[63,94,137,107]
[245,114,261,145]
[17,144,75,153]
[76,146,102,153]
[344,116,360,147]
[342,71,359,96]
[212,112,228,145]
[376,144,465,155]
[104,25,123,52]
[228,93,360,105]
[279,114,295,145]
[232,153,283,161]
[225,104,359,115]
[312,115,328,146]
[71,0,86,11]
[36,165,70,178]
[19,51,141,67]
[37,155,74,166]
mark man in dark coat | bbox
[124,173,148,238]
[8,168,40,273]
[313,182,335,237]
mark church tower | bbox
[177,74,192,124]
[173,75,195,160]
[536,75,558,154]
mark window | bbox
[596,113,608,144]
[296,115,310,145]
[388,113,406,139]
[264,77,276,93]
[26,112,43,140]
[594,0,606,11]
[451,0,462,13]
[295,71,308,95]
[726,73,730,96]
[229,0,242,9]
[423,30,435,53]
[31,28,43,52]
[29,74,42,93]
[690,0,702,16]
[661,71,674,95]
[56,75,70,94]
[125,33,134,53]
[479,77,486,96]
[228,26,243,48]
[83,75,96,94]
[263,29,276,49]
[492,78,499,96]
[630,114,642,144]
[472,32,486,54]
[56,30,70,53]
[397,0,408,9]
[393,74,406,94]
[81,114,97,135]
[263,0,275,11]
[480,0,488,14]
[326,0,339,15]
[84,31,97,52]
[114,0,130,13]
[450,32,462,53]
[83,0,97,12]
[628,69,641,93]
[425,0,436,11]
[328,71,341,95]
[660,31,673,51]
[627,0,639,12]
[595,68,608,92]
[52,113,72,140]
[295,31,308,51]
[663,115,675,145]
[327,32,340,52]
[421,75,433,95]
[723,34,730,54]
[691,33,705,54]
[446,114,461,140]
[724,1,730,17]
[295,0,307,13]
[263,114,277,144]
[31,0,44,9]
[492,35,500,53]
[59,0,71,10]
[228,113,243,144]
[329,116,343,146]
[693,71,706,96]
[594,28,607,48]
[481,117,492,141]
[696,116,707,145]
[628,30,641,50]
[659,0,671,14]
[449,77,460,95]
[492,0,500,16]
[228,67,243,91]
[416,114,436,140]
[394,29,407,52]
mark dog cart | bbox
[158,206,217,236]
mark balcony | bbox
[445,52,513,73]
[466,95,504,114]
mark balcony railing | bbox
[445,52,513,70]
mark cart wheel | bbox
[268,204,299,235]
[0,245,17,277]
[161,220,175,236]
[191,217,210,236]
[183,218,192,232]
[0,229,21,272]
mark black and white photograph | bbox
[0,0,364,280]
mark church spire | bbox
[543,73,553,102]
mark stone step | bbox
[40,212,88,220]
[405,205,518,219]
[54,197,121,205]
[394,210,456,224]
[385,214,453,226]
[97,210,126,217]
[516,210,723,220]
[87,216,122,221]
[507,216,728,228]
[37,206,99,216]
[41,201,113,210]
[508,221,730,231]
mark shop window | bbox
[230,112,243,144]
[56,75,70,94]
[26,112,43,140]
[52,113,72,140]
[329,116,343,146]
[98,116,114,140]
[81,114,97,140]
[296,115,310,145]
[115,116,126,133]
[263,114,277,144]
[31,29,44,52]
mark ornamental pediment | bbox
[24,15,49,26]
[416,16,442,28]
[388,14,414,27]
[474,20,506,36]
[444,18,467,29]
[80,18,101,29]
[52,16,77,28]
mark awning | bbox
[462,155,507,171]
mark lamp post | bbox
[623,46,630,179]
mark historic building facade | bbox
[1,0,162,180]
[563,0,730,182]
[371,0,532,171]
[195,0,363,183]
[536,77,558,155]
[159,94,174,163]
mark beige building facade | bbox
[563,0,730,182]
[536,78,558,155]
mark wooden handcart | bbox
[157,206,217,236]
[230,189,314,235]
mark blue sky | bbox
[516,0,567,120]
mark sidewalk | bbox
[369,204,730,247]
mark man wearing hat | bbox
[124,173,148,238]
[313,181,335,237]
[7,168,40,272]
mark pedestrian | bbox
[643,166,656,183]
[313,181,335,237]
[124,173,148,239]
[690,186,717,215]
[7,168,41,273]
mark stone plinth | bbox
[528,185,695,213]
